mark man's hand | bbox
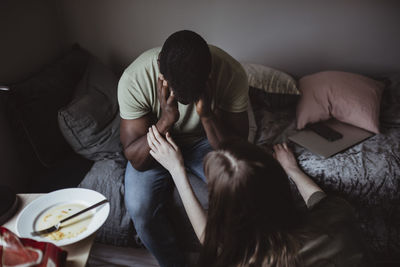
[157,75,179,131]
[195,81,212,118]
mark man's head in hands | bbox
[158,30,211,105]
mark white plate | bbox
[16,188,110,246]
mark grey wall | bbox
[59,0,400,77]
[0,0,67,84]
[0,0,67,191]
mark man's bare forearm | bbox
[124,119,171,171]
[201,113,248,149]
[200,114,230,149]
[124,134,154,171]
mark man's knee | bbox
[124,163,171,227]
[124,177,153,217]
[125,190,167,235]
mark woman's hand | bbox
[147,125,184,173]
[273,143,300,176]
[273,142,324,204]
[148,126,207,242]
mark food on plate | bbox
[35,203,93,241]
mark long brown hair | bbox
[198,141,302,267]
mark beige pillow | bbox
[241,63,299,95]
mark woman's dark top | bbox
[299,191,372,267]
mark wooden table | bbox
[2,194,95,267]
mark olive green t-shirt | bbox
[117,45,248,146]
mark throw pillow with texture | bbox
[242,63,299,95]
[242,63,300,110]
[296,71,385,133]
[58,56,123,161]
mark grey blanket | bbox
[251,74,400,258]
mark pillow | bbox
[6,45,89,167]
[242,63,300,110]
[242,63,299,95]
[296,71,385,133]
[58,56,123,161]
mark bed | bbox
[249,72,400,262]
[77,59,399,265]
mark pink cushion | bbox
[296,71,384,133]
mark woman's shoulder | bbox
[307,192,355,224]
[298,193,373,267]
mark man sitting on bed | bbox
[117,30,249,267]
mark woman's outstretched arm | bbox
[147,125,207,243]
[273,143,323,204]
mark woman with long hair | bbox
[147,125,370,267]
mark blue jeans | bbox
[124,138,212,267]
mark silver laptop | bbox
[288,119,374,158]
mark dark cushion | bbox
[58,57,123,161]
[6,46,90,168]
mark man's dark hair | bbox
[159,30,211,104]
